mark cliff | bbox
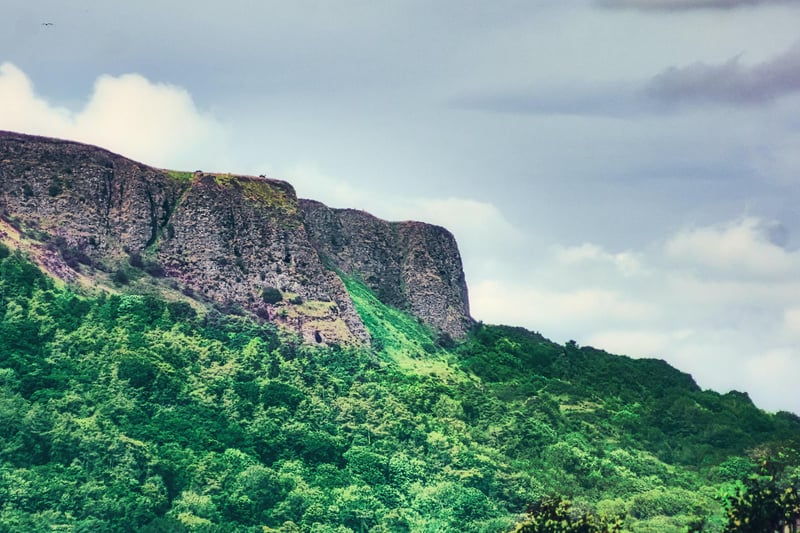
[0,131,472,342]
[300,200,472,340]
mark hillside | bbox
[1,133,799,532]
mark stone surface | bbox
[301,200,472,339]
[0,131,471,342]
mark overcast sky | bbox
[2,0,800,414]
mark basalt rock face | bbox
[0,131,471,342]
[0,131,183,263]
[301,200,472,340]
[153,173,369,344]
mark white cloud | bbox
[0,62,224,168]
[743,348,800,412]
[470,215,800,414]
[555,243,645,277]
[782,307,800,338]
[665,216,799,277]
[0,63,72,135]
[471,279,656,338]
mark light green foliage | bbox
[719,448,800,532]
[165,169,195,182]
[0,245,798,531]
[212,173,296,213]
[341,274,437,360]
[340,274,462,380]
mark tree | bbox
[721,449,800,533]
[512,496,623,533]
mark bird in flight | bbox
[42,22,54,26]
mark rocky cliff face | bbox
[0,131,471,342]
[300,200,472,340]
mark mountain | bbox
[0,130,471,344]
[1,131,799,532]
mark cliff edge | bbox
[0,131,472,342]
[300,200,472,340]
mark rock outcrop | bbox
[0,131,471,342]
[301,200,472,340]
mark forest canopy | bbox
[0,243,798,532]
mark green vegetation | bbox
[0,243,798,531]
[211,174,296,214]
[719,449,800,532]
[165,170,195,182]
[342,275,460,380]
[261,287,283,305]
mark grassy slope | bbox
[340,275,466,382]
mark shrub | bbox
[113,269,130,285]
[261,287,283,304]
[129,252,144,268]
[144,262,166,277]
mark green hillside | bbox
[0,244,798,532]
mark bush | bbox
[144,262,166,277]
[261,287,283,304]
[129,252,144,268]
[113,269,130,285]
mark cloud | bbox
[585,329,693,359]
[457,41,800,118]
[0,62,223,168]
[452,82,643,117]
[0,63,73,134]
[471,215,800,414]
[647,43,800,105]
[665,216,800,278]
[283,164,519,238]
[598,0,794,11]
[555,243,645,277]
[471,280,656,334]
[782,307,800,338]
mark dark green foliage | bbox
[512,496,623,533]
[112,269,129,284]
[48,179,63,197]
[720,448,800,532]
[0,248,798,531]
[129,252,144,268]
[261,286,282,304]
[144,262,166,277]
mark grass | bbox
[213,174,296,214]
[165,170,194,182]
[341,274,465,382]
[165,170,297,217]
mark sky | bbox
[1,0,800,414]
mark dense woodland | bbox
[1,243,799,532]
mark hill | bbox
[0,133,799,532]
